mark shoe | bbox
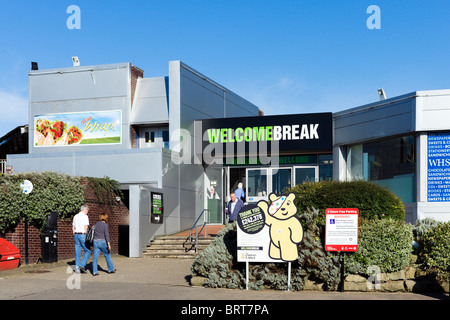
[80,267,87,273]
[92,273,99,276]
[107,269,116,274]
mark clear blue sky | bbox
[1,0,450,138]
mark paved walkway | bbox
[0,255,448,302]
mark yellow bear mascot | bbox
[257,193,303,262]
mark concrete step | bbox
[144,234,216,258]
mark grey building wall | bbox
[333,90,450,223]
[9,60,261,257]
[29,63,133,152]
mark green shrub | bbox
[0,172,86,234]
[289,180,405,224]
[191,207,341,291]
[418,222,450,280]
[345,218,413,275]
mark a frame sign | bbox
[150,192,164,224]
[427,132,450,202]
[325,208,359,252]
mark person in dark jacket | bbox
[92,213,116,276]
[227,192,244,223]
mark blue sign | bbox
[427,133,450,202]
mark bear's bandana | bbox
[268,196,286,215]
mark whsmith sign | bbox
[194,113,332,165]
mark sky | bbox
[1,0,450,138]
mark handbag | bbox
[85,226,95,243]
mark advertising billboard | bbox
[427,132,450,202]
[34,110,122,147]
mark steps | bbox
[143,235,216,259]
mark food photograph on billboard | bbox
[34,110,122,147]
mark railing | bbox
[0,159,6,175]
[183,209,210,253]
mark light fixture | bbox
[378,88,386,101]
[72,56,80,67]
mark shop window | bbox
[318,154,333,181]
[145,131,155,143]
[272,168,292,195]
[346,135,416,202]
[247,169,268,199]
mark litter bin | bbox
[41,230,57,263]
[0,238,21,271]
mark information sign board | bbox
[325,208,359,252]
[427,132,450,202]
[150,192,164,224]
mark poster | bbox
[151,192,164,224]
[427,132,450,202]
[237,193,303,263]
[34,110,122,147]
[325,208,359,252]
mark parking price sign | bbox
[325,208,359,252]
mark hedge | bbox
[289,180,405,224]
[344,218,413,275]
[417,221,450,281]
[0,172,122,234]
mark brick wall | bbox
[3,179,129,264]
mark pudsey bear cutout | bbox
[257,192,303,262]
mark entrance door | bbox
[246,168,268,203]
[294,166,318,185]
[272,168,292,195]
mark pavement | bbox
[0,254,448,317]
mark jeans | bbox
[74,233,90,271]
[92,240,115,274]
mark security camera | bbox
[378,88,386,101]
[72,56,80,67]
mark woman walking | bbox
[92,213,116,276]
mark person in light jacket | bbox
[92,213,116,276]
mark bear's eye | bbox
[287,201,291,205]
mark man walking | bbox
[227,192,244,223]
[72,204,90,273]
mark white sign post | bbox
[20,180,33,264]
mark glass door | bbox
[246,168,268,203]
[271,168,292,195]
[294,166,318,185]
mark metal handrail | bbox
[184,209,210,253]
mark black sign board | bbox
[151,192,164,224]
[195,112,332,164]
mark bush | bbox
[418,222,450,280]
[0,172,122,235]
[345,218,413,275]
[0,172,86,234]
[191,207,341,291]
[289,180,405,224]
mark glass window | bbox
[247,169,268,198]
[346,135,416,202]
[272,168,292,195]
[295,167,316,185]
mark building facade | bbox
[8,61,260,257]
[6,61,450,258]
[333,90,450,223]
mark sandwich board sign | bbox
[325,208,359,252]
